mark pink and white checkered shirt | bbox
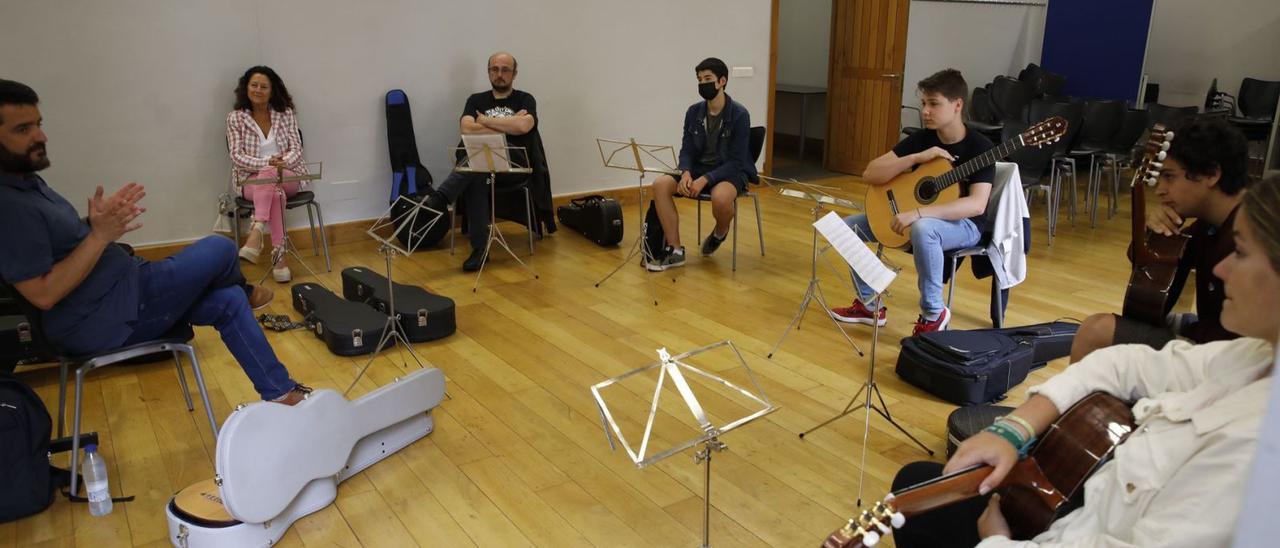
[225,108,307,185]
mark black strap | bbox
[54,466,136,503]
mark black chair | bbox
[226,130,332,272]
[1038,71,1067,98]
[900,105,924,138]
[968,87,1003,142]
[693,126,767,271]
[1003,120,1061,242]
[1068,100,1126,227]
[1095,109,1150,220]
[989,77,1035,124]
[1143,83,1160,106]
[1229,77,1280,141]
[1027,99,1085,226]
[1146,103,1198,129]
[2,284,217,500]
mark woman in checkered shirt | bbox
[225,65,306,283]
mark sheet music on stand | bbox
[813,212,897,295]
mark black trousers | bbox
[890,461,988,548]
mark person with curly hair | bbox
[225,65,307,283]
[1070,117,1251,362]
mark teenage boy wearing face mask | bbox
[646,57,758,272]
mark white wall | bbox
[901,1,1046,128]
[1144,0,1280,108]
[774,0,831,140]
[1,0,771,246]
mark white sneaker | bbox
[272,265,292,283]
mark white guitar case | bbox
[165,367,446,547]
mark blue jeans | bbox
[124,236,297,400]
[842,214,982,318]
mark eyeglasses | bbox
[488,66,515,75]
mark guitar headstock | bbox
[1020,116,1069,149]
[1131,123,1174,188]
[822,498,906,548]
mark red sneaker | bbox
[830,300,887,326]
[912,307,951,336]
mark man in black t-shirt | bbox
[428,52,538,271]
[829,69,995,335]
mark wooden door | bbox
[825,0,910,175]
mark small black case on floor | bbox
[895,321,1078,405]
[557,195,623,247]
[341,267,456,343]
[945,404,1016,457]
[291,283,392,356]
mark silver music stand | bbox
[237,162,325,286]
[796,214,932,508]
[590,341,777,548]
[343,195,445,394]
[451,137,539,292]
[593,138,681,305]
[767,181,866,359]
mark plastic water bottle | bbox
[83,444,113,516]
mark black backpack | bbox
[0,371,55,522]
[895,321,1078,405]
[642,200,665,263]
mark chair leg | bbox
[56,358,69,438]
[449,205,457,255]
[1109,159,1121,219]
[524,187,535,255]
[753,194,765,256]
[947,255,958,308]
[232,209,241,247]
[313,203,332,272]
[172,350,194,411]
[69,366,87,498]
[696,199,703,245]
[991,278,1006,328]
[731,200,738,272]
[305,204,319,257]
[184,345,219,438]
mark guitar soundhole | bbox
[916,178,939,204]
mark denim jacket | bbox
[677,94,758,184]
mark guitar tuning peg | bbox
[862,531,881,546]
[1164,131,1175,140]
[890,512,906,528]
[1150,161,1163,169]
[1156,151,1167,161]
[1159,141,1171,152]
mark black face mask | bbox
[698,81,719,101]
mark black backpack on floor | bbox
[895,321,1078,405]
[557,195,623,247]
[642,200,665,263]
[1,371,56,522]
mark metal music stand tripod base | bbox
[797,288,933,506]
[472,171,539,292]
[595,172,670,306]
[768,203,864,359]
[345,243,430,394]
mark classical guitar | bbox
[1122,125,1192,326]
[822,392,1135,547]
[864,117,1068,249]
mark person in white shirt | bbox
[887,174,1280,548]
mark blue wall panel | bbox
[1041,0,1154,102]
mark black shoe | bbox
[463,248,488,272]
[701,231,727,256]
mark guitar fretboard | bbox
[933,137,1023,190]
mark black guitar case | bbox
[386,89,448,250]
[557,195,623,246]
[291,283,391,356]
[340,267,456,343]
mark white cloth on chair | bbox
[985,162,1030,290]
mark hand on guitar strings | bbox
[977,493,1012,540]
[891,209,924,235]
[1147,204,1184,236]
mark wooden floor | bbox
[2,174,1173,548]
